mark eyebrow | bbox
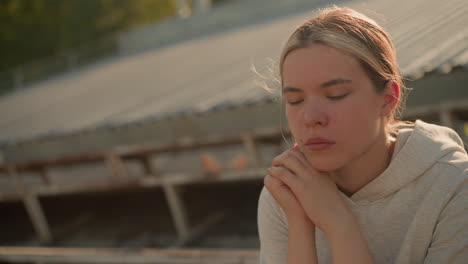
[320,78,352,88]
[282,78,352,93]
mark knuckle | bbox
[270,165,282,175]
[263,174,272,187]
[264,174,278,188]
[276,167,291,181]
[290,150,303,161]
[272,148,294,165]
[271,156,281,166]
[272,154,285,165]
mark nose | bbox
[303,102,328,127]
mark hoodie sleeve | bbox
[424,170,468,264]
[258,187,289,264]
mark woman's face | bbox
[282,43,390,172]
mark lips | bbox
[304,137,335,151]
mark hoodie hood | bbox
[349,120,467,202]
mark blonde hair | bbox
[280,6,408,131]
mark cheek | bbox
[335,103,363,125]
[286,108,304,136]
[343,95,381,119]
[334,101,383,140]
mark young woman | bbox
[258,6,468,264]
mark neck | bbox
[331,131,396,197]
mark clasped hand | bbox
[264,145,350,234]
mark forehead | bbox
[281,44,367,86]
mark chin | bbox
[304,156,343,173]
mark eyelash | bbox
[287,100,303,105]
[287,93,349,105]
[327,93,349,100]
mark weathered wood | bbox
[52,213,93,242]
[31,169,264,199]
[402,99,468,119]
[140,156,157,176]
[7,165,25,194]
[117,134,244,158]
[172,210,227,247]
[0,192,22,202]
[7,167,53,243]
[22,193,53,244]
[163,184,190,240]
[104,151,127,181]
[36,178,141,197]
[242,134,263,168]
[164,168,265,186]
[0,128,281,206]
[0,153,105,173]
[117,127,285,159]
[1,136,267,201]
[0,247,259,264]
[0,127,284,175]
[0,96,468,176]
[38,167,51,185]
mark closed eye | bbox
[287,99,304,105]
[327,93,349,100]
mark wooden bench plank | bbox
[0,247,259,264]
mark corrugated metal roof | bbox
[0,0,467,147]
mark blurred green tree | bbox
[0,0,176,72]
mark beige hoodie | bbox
[258,120,468,264]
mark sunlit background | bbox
[0,0,467,263]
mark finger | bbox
[264,174,284,192]
[288,148,310,168]
[264,174,290,199]
[273,146,309,167]
[268,166,302,195]
[264,174,297,210]
[272,149,309,176]
[289,148,328,177]
[264,173,279,189]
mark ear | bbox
[381,81,400,116]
